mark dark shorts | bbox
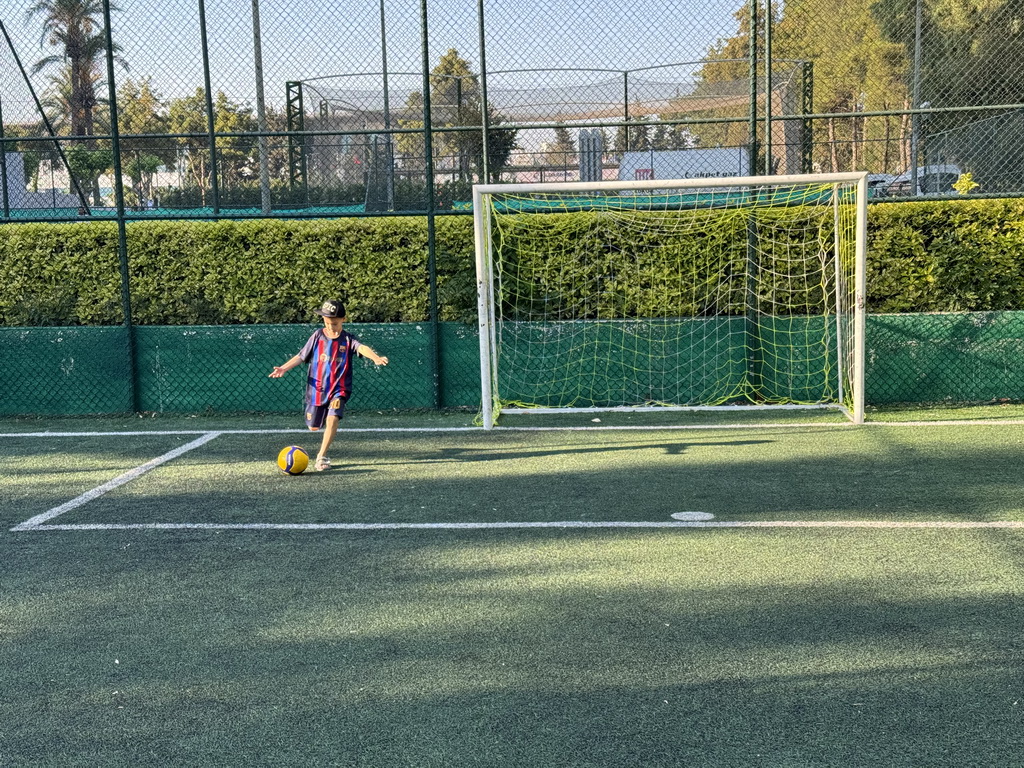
[305,395,348,430]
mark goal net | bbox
[473,173,867,428]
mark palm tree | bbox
[39,62,102,135]
[27,0,123,139]
[28,0,126,204]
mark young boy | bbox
[269,299,389,471]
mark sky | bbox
[1,0,744,124]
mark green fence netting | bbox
[865,313,1024,405]
[3,314,1023,416]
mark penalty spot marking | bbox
[671,511,715,521]
[11,432,223,531]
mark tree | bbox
[37,63,112,204]
[398,50,519,183]
[612,113,652,155]
[117,78,175,207]
[64,143,112,199]
[545,126,577,169]
[396,90,426,172]
[166,89,258,204]
[778,0,907,172]
[166,89,211,201]
[651,123,698,151]
[873,0,1024,187]
[29,0,127,205]
[467,106,519,182]
[429,48,480,181]
[690,0,909,173]
[27,0,124,139]
[686,2,769,153]
[210,92,258,187]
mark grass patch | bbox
[2,416,1023,766]
[4,423,1023,528]
[1,529,1022,766]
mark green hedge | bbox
[494,206,842,319]
[868,199,1024,312]
[0,217,475,326]
[2,198,1024,326]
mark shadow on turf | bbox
[1,531,1021,766]
[414,439,774,463]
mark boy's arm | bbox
[357,345,389,366]
[269,354,303,378]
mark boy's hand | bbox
[269,366,288,378]
[375,356,389,366]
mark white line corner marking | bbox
[11,432,223,531]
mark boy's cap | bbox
[314,300,346,318]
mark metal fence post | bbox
[197,0,221,214]
[0,88,9,219]
[420,0,441,408]
[101,0,138,413]
[749,0,760,174]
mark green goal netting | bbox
[472,174,867,427]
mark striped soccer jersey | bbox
[298,329,362,406]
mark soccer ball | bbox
[277,445,309,475]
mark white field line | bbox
[0,428,480,437]
[2,419,1024,439]
[11,432,223,532]
[7,423,1024,533]
[19,519,1024,532]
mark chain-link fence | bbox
[4,314,1024,416]
[0,322,484,416]
[2,1,1024,415]
[2,0,1022,221]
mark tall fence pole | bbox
[623,71,630,151]
[197,0,221,214]
[252,0,272,214]
[764,0,773,173]
[477,0,491,184]
[379,0,395,210]
[101,0,138,412]
[420,0,441,408]
[0,88,9,218]
[748,0,760,173]
[910,0,924,194]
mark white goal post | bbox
[473,173,867,428]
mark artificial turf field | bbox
[2,407,1023,766]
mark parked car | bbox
[866,173,897,198]
[885,165,962,197]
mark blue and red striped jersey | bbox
[297,329,362,405]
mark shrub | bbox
[3,198,1024,326]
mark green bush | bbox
[0,222,123,326]
[2,198,1024,326]
[868,199,1024,312]
[0,218,438,326]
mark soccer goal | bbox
[473,173,867,428]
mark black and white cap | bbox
[314,299,346,318]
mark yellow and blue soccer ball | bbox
[277,445,309,475]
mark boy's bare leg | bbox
[316,414,340,468]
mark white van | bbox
[885,164,962,197]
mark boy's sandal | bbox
[314,456,331,472]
